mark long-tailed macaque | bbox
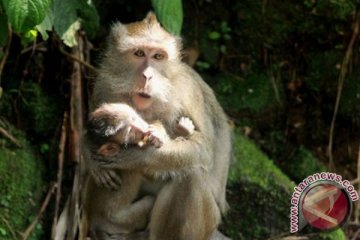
[85,103,195,239]
[85,12,232,240]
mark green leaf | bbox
[52,0,79,47]
[2,0,51,33]
[0,13,8,47]
[77,0,99,39]
[220,45,226,53]
[20,28,38,46]
[151,0,183,35]
[61,20,80,47]
[36,10,53,40]
[208,31,221,40]
[0,227,7,236]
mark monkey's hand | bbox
[177,117,195,137]
[88,161,122,190]
[144,123,170,148]
[84,146,122,189]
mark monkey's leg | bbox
[149,169,221,240]
[108,195,155,232]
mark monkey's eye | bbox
[153,53,165,61]
[134,49,145,57]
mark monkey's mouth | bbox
[138,92,151,99]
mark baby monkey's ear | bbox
[97,143,120,157]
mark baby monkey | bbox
[85,103,195,239]
[90,103,195,155]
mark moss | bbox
[317,229,346,240]
[224,131,345,240]
[19,82,60,136]
[207,72,279,114]
[0,121,45,239]
[228,130,293,189]
[283,146,327,183]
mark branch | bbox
[51,112,68,238]
[20,183,56,240]
[328,11,360,169]
[67,32,87,239]
[351,178,359,185]
[0,126,22,148]
[351,227,360,240]
[59,46,97,73]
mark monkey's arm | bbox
[92,129,214,173]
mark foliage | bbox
[151,0,183,35]
[339,69,360,117]
[0,0,100,48]
[2,0,51,33]
[305,51,342,92]
[318,229,346,240]
[0,0,183,52]
[208,72,278,113]
[0,120,45,240]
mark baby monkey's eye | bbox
[153,53,165,60]
[134,49,145,57]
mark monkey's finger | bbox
[107,170,122,185]
[138,135,149,147]
[94,174,111,189]
[102,176,119,190]
[93,169,120,190]
[102,170,121,190]
[149,136,163,148]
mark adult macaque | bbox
[85,12,232,240]
[85,103,195,239]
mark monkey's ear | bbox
[97,143,119,157]
[145,11,159,25]
[109,22,126,46]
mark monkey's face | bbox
[126,47,172,110]
[109,12,181,112]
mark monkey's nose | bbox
[142,67,154,81]
[142,73,152,81]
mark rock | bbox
[222,132,345,240]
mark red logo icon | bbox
[301,183,350,230]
